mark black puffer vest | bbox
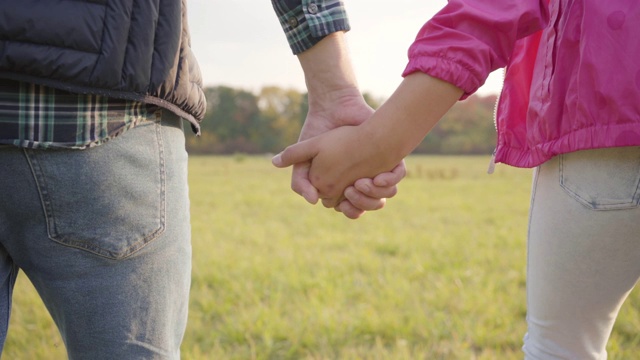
[0,0,206,131]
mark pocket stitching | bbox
[24,121,167,260]
[559,153,640,211]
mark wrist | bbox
[306,87,367,121]
[361,73,464,165]
[358,114,406,170]
[298,32,360,109]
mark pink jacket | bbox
[403,0,640,168]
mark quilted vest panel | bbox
[0,0,205,125]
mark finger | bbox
[352,178,398,199]
[372,161,407,187]
[321,195,344,209]
[291,162,319,204]
[272,139,319,168]
[335,200,366,219]
[343,186,386,211]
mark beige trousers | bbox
[523,147,640,359]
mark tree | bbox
[415,94,498,155]
[187,86,498,156]
[257,86,306,152]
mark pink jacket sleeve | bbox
[403,0,549,97]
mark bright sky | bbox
[187,0,504,99]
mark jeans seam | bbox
[632,166,640,205]
[22,148,58,240]
[0,262,17,346]
[525,164,541,343]
[157,117,167,247]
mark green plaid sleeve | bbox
[271,0,351,55]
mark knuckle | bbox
[346,190,362,204]
[290,182,304,195]
[345,209,364,219]
[398,165,407,177]
[321,199,335,208]
[291,181,311,199]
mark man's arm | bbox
[271,0,351,55]
[296,32,407,215]
[271,0,405,219]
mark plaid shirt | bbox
[0,80,158,149]
[0,1,348,149]
[272,0,351,54]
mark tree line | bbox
[186,85,498,156]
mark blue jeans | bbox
[0,111,191,359]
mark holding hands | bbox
[288,87,406,218]
[273,32,462,219]
[273,122,404,210]
[274,32,405,219]
[273,70,463,217]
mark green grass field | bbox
[4,155,640,359]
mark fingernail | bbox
[271,153,282,166]
[302,192,316,204]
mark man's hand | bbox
[290,87,371,204]
[289,32,405,218]
[292,91,406,218]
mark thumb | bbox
[272,139,318,168]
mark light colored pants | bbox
[523,147,640,359]
[0,111,191,359]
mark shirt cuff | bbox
[272,0,351,55]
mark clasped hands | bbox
[272,92,405,219]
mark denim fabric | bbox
[0,111,191,359]
[523,147,640,359]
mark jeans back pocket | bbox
[560,147,640,210]
[25,121,166,259]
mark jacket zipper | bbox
[487,67,506,174]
